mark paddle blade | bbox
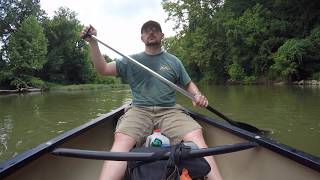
[206,105,269,135]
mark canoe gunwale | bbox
[188,109,320,172]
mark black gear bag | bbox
[124,142,210,180]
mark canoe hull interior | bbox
[1,105,319,180]
[3,118,115,180]
[200,121,320,180]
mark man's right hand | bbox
[80,25,97,43]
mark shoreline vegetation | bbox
[0,87,43,94]
[1,80,319,96]
[1,1,319,93]
[0,84,130,95]
[227,79,320,86]
[49,84,129,91]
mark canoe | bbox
[0,102,319,179]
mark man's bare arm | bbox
[81,25,117,76]
[185,81,208,107]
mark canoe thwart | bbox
[51,142,258,161]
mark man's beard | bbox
[145,35,161,47]
[145,41,161,47]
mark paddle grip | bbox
[82,26,93,39]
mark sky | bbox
[40,0,176,58]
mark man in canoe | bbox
[81,20,223,180]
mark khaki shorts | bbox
[115,104,202,146]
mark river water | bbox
[0,85,319,163]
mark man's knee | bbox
[182,128,208,148]
[183,128,203,139]
[111,133,136,151]
[114,132,136,141]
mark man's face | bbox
[141,26,164,47]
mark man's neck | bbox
[144,45,162,55]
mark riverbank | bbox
[0,87,44,94]
[2,80,319,95]
[272,80,320,86]
[48,84,129,91]
[226,79,320,86]
[0,84,129,95]
[292,80,320,86]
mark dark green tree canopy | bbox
[162,0,320,83]
[1,0,44,60]
[7,15,47,88]
[41,7,95,84]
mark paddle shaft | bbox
[87,34,264,133]
[91,36,194,100]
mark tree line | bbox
[0,0,117,89]
[162,0,320,84]
[1,0,319,89]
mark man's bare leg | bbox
[99,133,136,180]
[183,129,223,180]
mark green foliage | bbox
[93,75,121,84]
[224,3,271,76]
[42,7,95,84]
[309,26,320,49]
[312,72,320,80]
[7,15,47,88]
[0,65,13,87]
[1,0,44,61]
[1,0,44,88]
[308,26,320,63]
[271,39,313,81]
[2,0,319,89]
[0,3,122,89]
[243,75,257,84]
[9,75,46,89]
[162,0,320,83]
[50,84,128,91]
[227,63,245,81]
[9,78,28,88]
[163,0,229,83]
[28,76,46,88]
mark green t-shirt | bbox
[116,51,191,107]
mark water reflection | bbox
[0,115,13,157]
[0,85,319,163]
[0,88,132,162]
[177,85,320,157]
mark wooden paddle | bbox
[82,32,267,134]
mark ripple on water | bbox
[15,140,23,147]
[57,121,68,125]
[97,113,105,117]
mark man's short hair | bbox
[141,20,162,34]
